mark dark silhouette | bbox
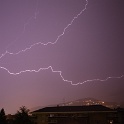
[0,108,7,124]
[14,106,33,124]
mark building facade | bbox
[32,105,118,124]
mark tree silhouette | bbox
[0,108,7,124]
[14,106,33,124]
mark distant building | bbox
[31,105,118,124]
[59,98,120,109]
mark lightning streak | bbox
[0,0,88,59]
[0,0,124,85]
[0,66,124,85]
[5,0,39,51]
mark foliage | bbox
[0,108,7,124]
[14,106,33,124]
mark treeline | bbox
[0,106,34,124]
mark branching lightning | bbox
[0,0,124,85]
[5,0,39,51]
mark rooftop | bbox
[32,105,114,113]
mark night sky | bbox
[0,0,124,114]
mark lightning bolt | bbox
[0,66,124,85]
[0,0,88,59]
[0,0,124,85]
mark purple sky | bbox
[0,0,124,114]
